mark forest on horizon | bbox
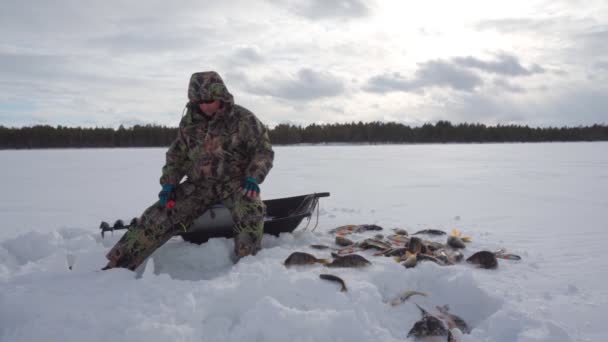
[1,121,607,149]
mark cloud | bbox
[363,73,413,93]
[277,0,371,20]
[473,15,598,36]
[595,61,608,71]
[580,26,608,40]
[492,79,526,93]
[364,53,548,95]
[474,17,560,33]
[422,82,608,127]
[228,46,265,65]
[0,53,73,80]
[246,68,345,101]
[415,61,484,91]
[0,52,106,101]
[549,87,608,125]
[0,52,154,98]
[452,54,545,76]
[1,1,607,128]
[86,31,200,55]
[474,16,608,72]
[576,26,608,57]
[364,60,483,93]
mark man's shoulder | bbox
[232,104,257,120]
[231,104,266,128]
[230,104,269,137]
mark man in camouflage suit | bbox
[103,71,274,271]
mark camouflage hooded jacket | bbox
[160,72,274,192]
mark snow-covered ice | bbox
[1,142,607,342]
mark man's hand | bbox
[158,184,176,208]
[240,177,260,199]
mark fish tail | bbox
[496,253,521,260]
[402,290,428,300]
[415,303,429,316]
[318,258,330,265]
[411,291,428,298]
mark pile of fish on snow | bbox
[282,224,522,342]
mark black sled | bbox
[100,192,330,244]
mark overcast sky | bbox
[1,0,607,128]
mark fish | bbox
[447,235,466,249]
[329,224,359,235]
[360,224,384,232]
[425,241,446,252]
[436,305,471,334]
[335,236,355,247]
[359,238,392,251]
[333,245,363,256]
[387,234,409,245]
[434,249,450,264]
[326,254,372,268]
[284,252,329,267]
[466,251,498,269]
[417,253,445,266]
[407,304,454,341]
[413,229,446,236]
[382,247,408,257]
[310,244,332,250]
[408,236,425,254]
[319,274,347,292]
[434,249,461,265]
[329,224,383,236]
[373,248,389,256]
[393,228,408,236]
[389,290,427,306]
[446,249,464,263]
[402,251,418,268]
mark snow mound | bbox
[0,227,578,342]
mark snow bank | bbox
[0,227,573,342]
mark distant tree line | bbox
[269,121,608,144]
[0,125,177,149]
[1,121,607,149]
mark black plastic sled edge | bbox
[179,192,330,244]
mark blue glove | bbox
[158,184,175,207]
[242,177,260,196]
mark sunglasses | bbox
[199,99,217,104]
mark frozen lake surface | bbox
[1,142,607,342]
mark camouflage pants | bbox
[104,181,265,271]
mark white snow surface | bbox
[1,143,607,342]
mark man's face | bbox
[199,99,222,116]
